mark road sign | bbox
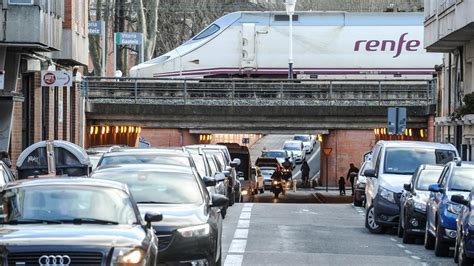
[116,32,143,45]
[242,138,250,144]
[323,148,333,156]
[88,21,102,35]
[387,107,407,135]
[41,71,73,87]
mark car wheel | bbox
[397,217,403,238]
[434,221,450,257]
[402,217,415,244]
[459,239,474,266]
[424,219,435,250]
[365,205,386,234]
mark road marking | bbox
[244,203,254,207]
[240,212,251,220]
[242,207,252,212]
[237,219,250,228]
[224,254,243,266]
[396,244,405,248]
[233,229,249,239]
[228,239,247,253]
[410,256,421,260]
[404,250,413,255]
[390,238,398,242]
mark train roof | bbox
[224,11,424,27]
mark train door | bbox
[241,23,257,70]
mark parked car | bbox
[260,166,276,190]
[282,140,305,163]
[0,177,161,265]
[425,161,474,257]
[451,189,474,265]
[92,164,228,265]
[250,166,265,194]
[398,164,444,243]
[292,135,313,154]
[261,149,295,168]
[354,160,370,207]
[86,145,127,169]
[364,141,457,234]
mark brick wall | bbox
[320,130,376,187]
[140,129,200,147]
[33,73,42,143]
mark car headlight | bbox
[379,186,396,203]
[114,248,145,265]
[273,181,279,185]
[413,200,426,212]
[447,202,462,215]
[177,224,210,238]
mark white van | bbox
[364,141,458,234]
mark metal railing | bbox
[82,77,435,107]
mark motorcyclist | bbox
[282,157,293,182]
[271,167,285,196]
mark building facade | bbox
[0,0,89,168]
[424,0,474,161]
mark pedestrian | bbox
[0,151,11,168]
[347,163,359,195]
[301,158,310,188]
[338,176,346,196]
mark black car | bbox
[92,164,228,265]
[398,164,443,243]
[0,178,161,265]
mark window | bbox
[449,168,474,192]
[144,56,170,65]
[193,24,220,40]
[274,15,299,22]
[383,148,456,175]
[8,0,33,5]
[415,169,443,190]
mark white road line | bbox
[410,256,421,260]
[240,212,251,220]
[404,250,413,255]
[233,229,249,239]
[390,238,398,242]
[241,207,252,212]
[224,254,243,266]
[228,239,247,253]
[237,220,250,228]
[396,244,405,248]
[244,203,254,207]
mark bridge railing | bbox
[82,77,436,106]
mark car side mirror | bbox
[211,194,229,208]
[403,183,411,191]
[364,169,376,178]
[230,158,241,168]
[144,212,163,228]
[428,184,444,193]
[451,195,469,206]
[203,176,217,187]
[214,173,225,183]
[222,170,231,177]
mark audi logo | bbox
[38,255,71,266]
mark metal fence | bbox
[82,77,436,107]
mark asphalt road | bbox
[222,202,454,266]
[250,135,321,181]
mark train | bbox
[129,11,442,79]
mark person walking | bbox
[301,159,310,188]
[338,176,346,196]
[0,151,12,168]
[347,163,359,195]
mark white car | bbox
[292,135,313,154]
[282,140,305,163]
[261,150,295,168]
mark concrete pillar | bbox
[427,115,435,142]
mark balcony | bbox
[0,1,63,51]
[424,0,474,52]
[52,28,89,66]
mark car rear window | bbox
[283,144,300,150]
[416,169,443,190]
[100,154,191,167]
[262,151,286,158]
[384,148,456,175]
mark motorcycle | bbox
[271,178,285,198]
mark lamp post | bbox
[285,0,296,80]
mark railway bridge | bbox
[83,77,436,186]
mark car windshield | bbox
[100,154,190,167]
[193,24,220,40]
[293,136,310,142]
[283,144,300,151]
[262,151,286,158]
[92,171,203,204]
[0,185,137,225]
[209,152,226,167]
[415,169,443,190]
[449,168,474,192]
[384,148,456,175]
[190,153,207,178]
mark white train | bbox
[130,11,441,79]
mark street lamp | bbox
[285,0,296,80]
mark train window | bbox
[193,24,221,40]
[274,15,299,22]
[145,56,170,64]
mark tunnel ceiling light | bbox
[106,126,110,134]
[90,126,94,135]
[101,126,105,135]
[116,126,119,133]
[94,126,99,135]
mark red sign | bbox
[323,148,333,156]
[43,72,57,85]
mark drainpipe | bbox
[447,53,451,143]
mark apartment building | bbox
[424,0,474,161]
